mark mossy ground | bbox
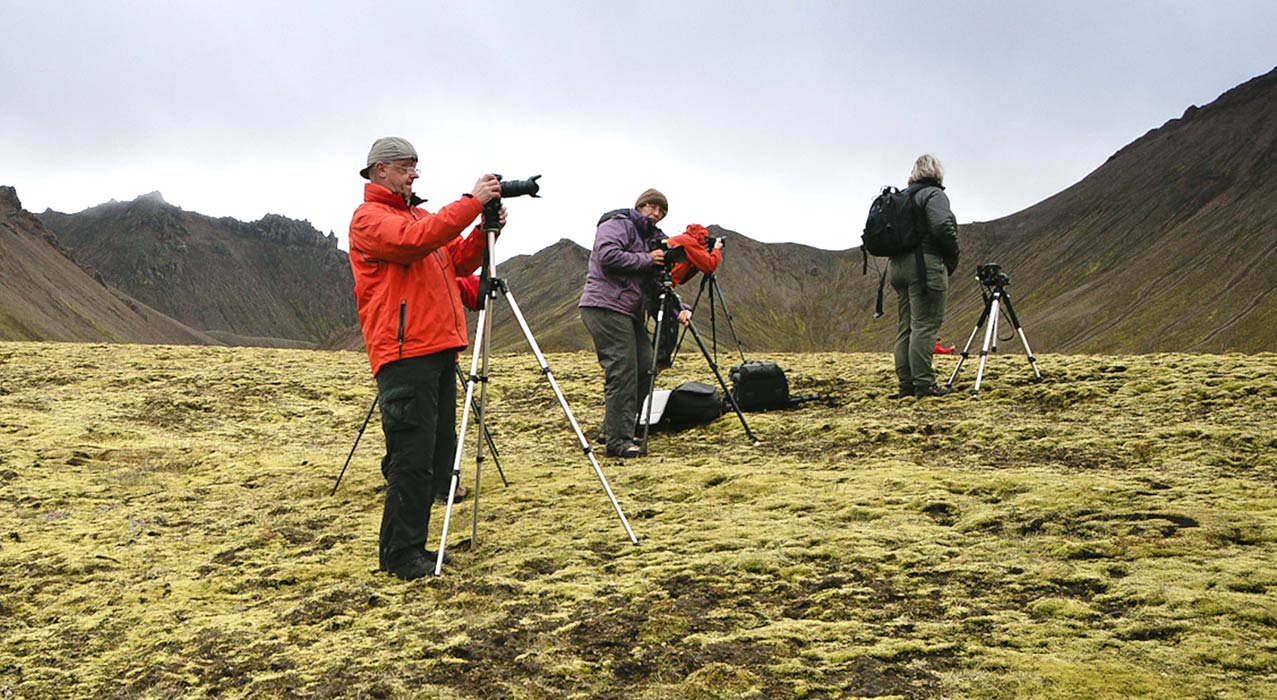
[1,342,1275,699]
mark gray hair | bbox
[908,154,944,186]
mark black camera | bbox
[976,263,1010,287]
[494,174,541,198]
[649,238,688,266]
[705,236,724,253]
[481,174,541,230]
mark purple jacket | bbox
[579,208,662,320]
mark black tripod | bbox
[435,203,639,575]
[945,280,1042,396]
[329,364,506,497]
[640,271,760,454]
[672,272,747,367]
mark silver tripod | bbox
[945,279,1042,396]
[434,212,639,576]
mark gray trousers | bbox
[581,306,653,453]
[889,253,948,390]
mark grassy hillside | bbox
[1,342,1275,698]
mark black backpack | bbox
[861,184,931,317]
[728,361,790,411]
[663,381,724,427]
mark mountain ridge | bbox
[37,193,356,345]
[7,65,1277,354]
[0,186,216,344]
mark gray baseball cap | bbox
[360,136,418,179]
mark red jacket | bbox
[666,224,722,286]
[349,183,486,376]
[457,275,481,311]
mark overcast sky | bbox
[2,1,1274,262]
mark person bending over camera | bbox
[348,136,506,581]
[665,223,723,286]
[579,188,691,459]
[890,154,960,399]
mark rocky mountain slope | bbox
[13,66,1277,355]
[0,186,213,344]
[38,193,356,346]
[466,65,1277,356]
[947,65,1277,353]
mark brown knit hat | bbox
[634,188,668,213]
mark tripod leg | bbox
[503,289,639,545]
[999,294,1042,380]
[435,305,491,575]
[641,290,669,455]
[990,298,1001,354]
[672,275,708,363]
[330,393,378,497]
[708,280,719,364]
[972,293,1002,396]
[471,287,499,551]
[684,319,760,446]
[455,363,507,488]
[710,276,749,365]
[946,293,992,389]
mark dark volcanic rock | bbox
[39,195,356,344]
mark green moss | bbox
[0,343,1275,698]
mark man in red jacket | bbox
[349,136,503,581]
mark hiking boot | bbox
[889,386,914,399]
[915,384,951,398]
[385,551,431,581]
[435,483,469,505]
[424,549,453,566]
[605,441,646,459]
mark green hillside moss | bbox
[1,342,1275,698]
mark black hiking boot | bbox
[385,551,432,581]
[605,441,645,458]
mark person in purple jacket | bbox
[579,188,691,458]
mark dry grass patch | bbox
[1,342,1275,698]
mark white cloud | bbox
[2,0,1275,264]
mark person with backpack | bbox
[888,154,960,398]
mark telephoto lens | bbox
[499,175,541,198]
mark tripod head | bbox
[976,262,1010,289]
[645,238,688,290]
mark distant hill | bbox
[482,231,865,355]
[38,193,356,346]
[453,66,1277,356]
[947,65,1277,353]
[21,66,1277,356]
[0,186,214,344]
[323,231,868,356]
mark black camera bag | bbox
[662,381,724,427]
[729,361,790,412]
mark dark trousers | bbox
[374,351,456,570]
[581,306,652,454]
[890,252,949,390]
